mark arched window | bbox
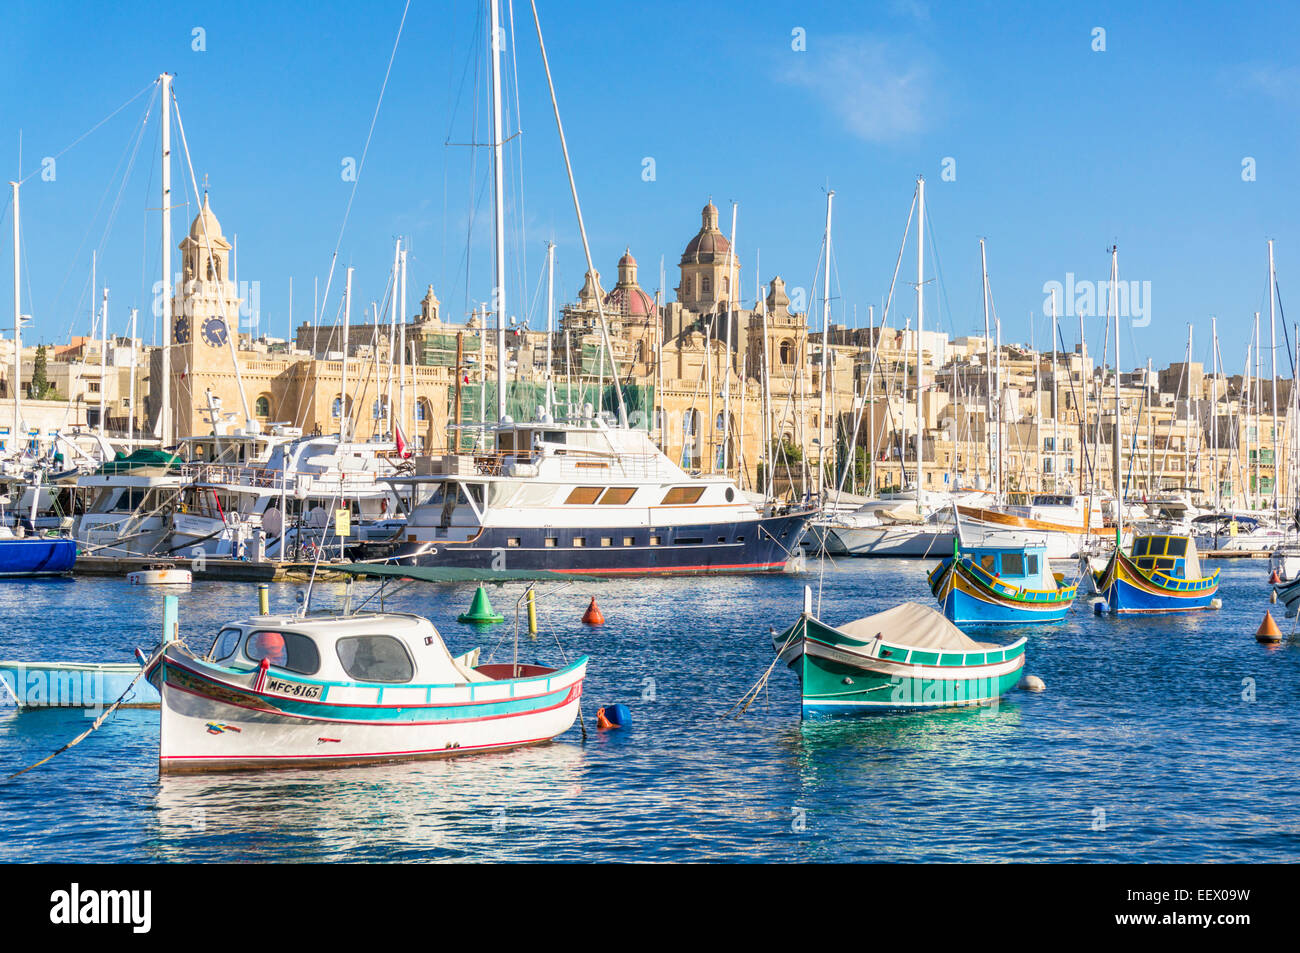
[332,395,350,419]
[684,277,693,297]
[254,395,271,418]
[415,399,430,422]
[373,396,389,420]
[723,277,729,296]
[702,275,711,294]
[780,340,794,364]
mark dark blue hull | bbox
[391,511,810,576]
[0,537,77,577]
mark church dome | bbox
[605,248,657,317]
[188,193,225,242]
[681,200,731,262]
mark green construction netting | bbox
[449,382,655,449]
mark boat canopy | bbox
[835,602,1003,652]
[1131,534,1202,578]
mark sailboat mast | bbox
[129,307,137,447]
[489,0,507,425]
[1051,289,1059,491]
[160,72,173,447]
[1212,314,1219,511]
[724,202,737,475]
[915,177,924,500]
[1111,245,1121,544]
[818,191,834,503]
[99,287,108,441]
[341,266,352,441]
[544,240,555,417]
[9,180,20,447]
[399,245,407,436]
[1269,240,1279,517]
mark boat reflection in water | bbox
[150,741,589,862]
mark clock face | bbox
[201,317,229,348]
[174,316,191,344]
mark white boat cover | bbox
[834,602,1003,651]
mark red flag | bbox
[394,421,413,459]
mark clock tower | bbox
[172,192,243,436]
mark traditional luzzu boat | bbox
[144,602,588,773]
[773,595,1027,717]
[927,532,1077,625]
[1093,533,1219,614]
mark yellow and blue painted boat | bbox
[928,534,1076,625]
[1094,533,1219,614]
[774,599,1026,717]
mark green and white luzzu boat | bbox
[773,595,1027,717]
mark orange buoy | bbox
[1269,569,1281,585]
[1256,611,1283,644]
[596,707,615,729]
[582,597,605,625]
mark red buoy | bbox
[1256,611,1283,644]
[582,597,605,625]
[1269,569,1281,585]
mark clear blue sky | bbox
[2,0,1298,373]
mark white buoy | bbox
[1018,674,1046,692]
[1210,598,1223,610]
[1270,589,1278,604]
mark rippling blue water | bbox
[1,559,1298,862]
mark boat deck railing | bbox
[179,463,389,495]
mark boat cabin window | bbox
[662,486,705,505]
[336,635,415,683]
[1026,554,1039,576]
[1001,553,1025,576]
[598,487,636,505]
[210,627,242,662]
[1165,537,1188,557]
[980,555,996,573]
[541,430,566,446]
[246,630,321,676]
[565,486,604,505]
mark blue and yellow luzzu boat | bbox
[928,535,1076,625]
[1094,533,1219,614]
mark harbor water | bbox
[2,559,1298,862]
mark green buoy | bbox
[457,585,504,624]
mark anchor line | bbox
[4,643,170,782]
[724,619,803,720]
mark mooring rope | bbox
[4,643,168,782]
[723,620,802,720]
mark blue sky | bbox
[2,0,1299,372]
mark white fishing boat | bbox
[144,605,587,772]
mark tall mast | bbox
[399,245,407,437]
[159,73,173,446]
[915,176,925,501]
[724,202,737,476]
[1269,240,1279,517]
[818,190,834,503]
[489,0,507,425]
[980,239,993,491]
[389,238,401,438]
[1255,311,1261,510]
[1051,288,1060,491]
[9,180,20,447]
[341,266,352,441]
[1211,314,1219,511]
[996,315,1003,499]
[760,259,772,501]
[99,287,108,441]
[1111,245,1121,545]
[544,240,555,417]
[129,307,138,447]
